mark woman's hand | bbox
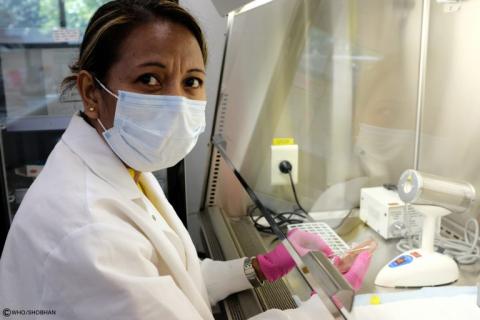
[333,239,377,273]
[255,228,377,291]
[333,239,377,291]
[255,228,333,282]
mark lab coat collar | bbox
[61,112,142,200]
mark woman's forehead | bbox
[115,21,204,69]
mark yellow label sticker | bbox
[272,138,295,146]
[370,295,381,305]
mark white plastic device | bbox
[375,205,459,287]
[288,222,350,256]
[375,170,476,288]
[359,187,425,239]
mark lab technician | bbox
[0,1,372,319]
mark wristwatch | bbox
[243,257,264,287]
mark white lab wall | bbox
[180,0,227,249]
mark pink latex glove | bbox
[257,229,376,291]
[332,239,376,291]
[256,228,333,282]
[341,251,372,291]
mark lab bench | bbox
[199,206,480,319]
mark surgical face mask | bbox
[95,78,206,172]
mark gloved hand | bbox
[332,238,377,291]
[341,251,372,291]
[257,229,376,291]
[256,228,333,282]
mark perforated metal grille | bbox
[207,93,229,207]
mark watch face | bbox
[244,258,261,286]
[244,257,265,288]
[244,260,254,275]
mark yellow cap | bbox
[272,138,295,146]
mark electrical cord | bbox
[247,205,308,235]
[396,217,480,265]
[278,160,308,215]
[246,160,311,234]
[287,171,308,215]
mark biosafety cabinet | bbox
[199,0,480,319]
[0,0,187,252]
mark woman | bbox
[0,1,373,319]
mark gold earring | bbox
[89,107,95,112]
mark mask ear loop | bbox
[97,118,108,133]
[94,77,118,99]
[93,77,118,133]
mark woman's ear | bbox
[77,70,100,119]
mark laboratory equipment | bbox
[359,187,425,239]
[375,169,476,287]
[195,0,480,317]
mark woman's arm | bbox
[42,223,208,320]
[200,258,253,305]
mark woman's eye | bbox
[184,77,203,89]
[138,74,160,86]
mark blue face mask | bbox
[95,78,206,172]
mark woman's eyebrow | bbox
[136,61,167,68]
[188,68,206,75]
[136,61,205,74]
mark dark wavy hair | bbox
[61,0,207,95]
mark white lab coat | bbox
[0,113,328,320]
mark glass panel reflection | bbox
[217,0,422,217]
